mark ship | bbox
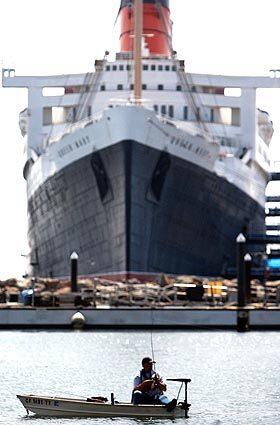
[2,0,276,279]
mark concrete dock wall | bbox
[0,307,279,329]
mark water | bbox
[0,330,279,424]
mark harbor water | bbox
[0,330,279,424]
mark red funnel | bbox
[119,0,172,58]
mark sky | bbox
[0,0,280,279]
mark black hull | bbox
[28,140,265,277]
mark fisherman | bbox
[132,357,177,411]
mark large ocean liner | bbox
[2,0,276,278]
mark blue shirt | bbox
[133,369,163,397]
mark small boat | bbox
[17,379,191,419]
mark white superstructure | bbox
[2,61,276,205]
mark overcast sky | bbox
[0,0,280,279]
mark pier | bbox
[1,272,279,329]
[0,305,279,329]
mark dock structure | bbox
[249,173,280,277]
[247,234,280,244]
[233,174,280,326]
[266,224,280,231]
[269,172,280,181]
[266,208,280,217]
[266,196,280,202]
[0,306,279,330]
[268,250,280,258]
[0,273,280,330]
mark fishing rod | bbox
[150,308,156,371]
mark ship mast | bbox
[133,0,143,104]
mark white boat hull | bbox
[17,394,187,418]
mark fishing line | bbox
[150,309,156,371]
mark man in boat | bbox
[132,357,177,411]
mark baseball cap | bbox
[142,357,156,366]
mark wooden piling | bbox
[70,252,79,293]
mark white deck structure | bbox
[2,61,277,206]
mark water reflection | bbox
[0,331,279,425]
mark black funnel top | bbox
[120,0,169,9]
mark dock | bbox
[0,304,279,329]
[0,274,279,329]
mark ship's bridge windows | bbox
[211,107,241,126]
[155,105,174,118]
[64,85,87,94]
[3,69,15,78]
[72,107,77,122]
[210,108,215,123]
[158,84,164,90]
[202,86,224,94]
[169,105,174,118]
[117,84,123,90]
[176,85,182,91]
[224,88,242,97]
[43,87,65,96]
[65,87,74,94]
[43,107,52,125]
[219,107,238,126]
[231,108,241,126]
[43,106,72,125]
[183,106,188,121]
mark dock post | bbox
[93,278,97,308]
[184,380,191,418]
[31,277,36,307]
[70,252,79,293]
[236,234,249,332]
[244,253,252,304]
[111,393,115,405]
[276,285,280,306]
[236,234,246,307]
[263,263,269,307]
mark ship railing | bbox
[47,111,104,145]
[155,113,222,144]
[46,101,147,145]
